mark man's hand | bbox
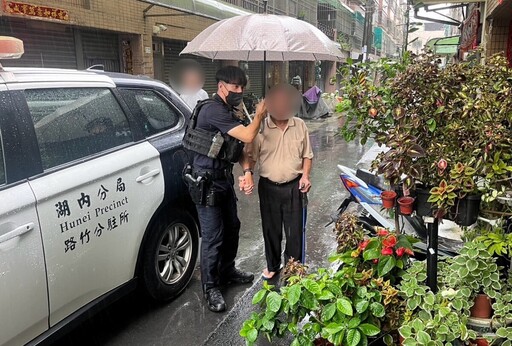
[238,176,246,191]
[243,173,254,195]
[238,174,254,195]
[299,175,311,193]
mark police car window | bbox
[118,89,180,137]
[0,130,5,185]
[24,88,132,170]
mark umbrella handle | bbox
[242,102,252,123]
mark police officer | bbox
[186,66,267,312]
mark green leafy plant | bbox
[399,242,512,346]
[240,266,387,346]
[475,229,512,257]
[337,52,512,219]
[241,224,416,346]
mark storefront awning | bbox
[140,0,252,21]
[426,35,460,55]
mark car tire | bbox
[141,210,199,301]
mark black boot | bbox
[221,268,255,285]
[204,287,226,312]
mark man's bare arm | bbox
[228,101,266,143]
[299,158,313,193]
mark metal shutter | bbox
[81,30,120,72]
[245,61,264,98]
[0,17,76,69]
[163,40,220,97]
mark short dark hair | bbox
[215,66,247,87]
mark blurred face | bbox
[267,87,300,121]
[181,69,204,93]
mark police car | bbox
[0,37,199,345]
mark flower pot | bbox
[314,338,334,346]
[381,190,397,209]
[397,196,415,215]
[470,338,490,346]
[449,194,481,226]
[470,294,493,318]
[415,187,433,217]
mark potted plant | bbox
[332,212,366,254]
[397,196,415,215]
[399,261,477,345]
[240,265,387,346]
[381,190,397,209]
[241,217,416,346]
[473,225,512,276]
[337,52,512,225]
[399,242,512,346]
[443,242,501,319]
[332,227,416,283]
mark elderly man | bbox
[242,84,313,280]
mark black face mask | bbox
[226,91,244,107]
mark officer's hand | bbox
[255,99,267,120]
[299,176,311,193]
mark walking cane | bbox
[301,192,308,264]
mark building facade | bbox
[371,0,405,58]
[0,0,232,93]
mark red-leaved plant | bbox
[341,228,416,282]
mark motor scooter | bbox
[330,164,463,258]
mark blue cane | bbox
[301,192,308,264]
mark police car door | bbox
[0,88,49,346]
[14,82,165,326]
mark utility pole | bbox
[361,0,374,61]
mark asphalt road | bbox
[53,116,372,346]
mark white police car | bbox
[0,37,199,346]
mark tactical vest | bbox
[182,99,247,164]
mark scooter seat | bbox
[355,169,387,191]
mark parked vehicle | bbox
[0,38,199,346]
[331,165,463,258]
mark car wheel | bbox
[142,210,199,301]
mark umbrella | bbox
[180,7,344,95]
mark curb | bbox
[201,277,264,346]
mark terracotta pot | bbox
[470,294,493,318]
[397,196,415,215]
[313,338,334,346]
[381,190,397,209]
[470,338,490,346]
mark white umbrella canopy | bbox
[180,13,344,61]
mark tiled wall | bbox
[488,19,510,56]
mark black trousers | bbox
[258,176,304,272]
[196,178,241,291]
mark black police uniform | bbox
[191,94,245,292]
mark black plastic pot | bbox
[496,255,511,276]
[449,194,481,226]
[414,188,481,226]
[415,188,433,217]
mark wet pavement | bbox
[53,116,372,346]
